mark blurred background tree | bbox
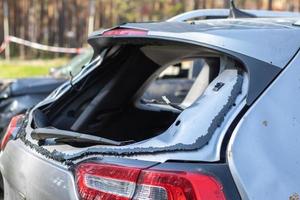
[0,0,299,59]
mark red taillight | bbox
[102,28,148,36]
[135,170,226,200]
[76,163,226,200]
[1,115,23,150]
[76,163,141,200]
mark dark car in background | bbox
[0,78,65,134]
[0,51,93,134]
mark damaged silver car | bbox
[1,8,300,200]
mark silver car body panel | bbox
[228,50,300,199]
[0,140,79,200]
[0,138,159,200]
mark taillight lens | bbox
[102,28,148,36]
[76,163,141,200]
[134,170,226,200]
[76,163,226,200]
[1,114,23,150]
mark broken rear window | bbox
[34,43,248,153]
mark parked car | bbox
[0,49,95,135]
[1,7,300,200]
[0,49,96,135]
[0,78,66,135]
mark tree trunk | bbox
[224,0,230,8]
[240,0,246,8]
[109,0,113,26]
[202,0,206,9]
[28,0,37,58]
[98,0,103,28]
[194,0,200,9]
[58,0,65,48]
[19,0,26,59]
[88,0,95,35]
[210,0,215,8]
[3,0,10,60]
[268,0,272,10]
[180,0,186,12]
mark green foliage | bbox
[0,58,68,78]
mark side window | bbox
[141,58,216,105]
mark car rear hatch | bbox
[20,22,287,163]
